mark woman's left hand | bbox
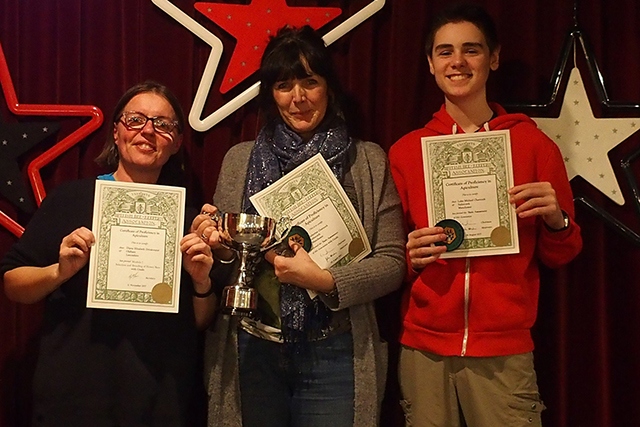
[265,241,335,293]
[191,203,236,262]
[180,232,214,292]
[191,204,223,248]
[508,182,565,230]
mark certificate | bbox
[421,130,519,258]
[86,180,186,313]
[249,153,371,270]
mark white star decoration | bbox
[533,67,640,205]
[152,0,385,132]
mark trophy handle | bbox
[261,216,292,252]
[210,211,222,223]
[207,211,232,251]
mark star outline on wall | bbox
[534,66,640,206]
[0,42,103,237]
[152,0,386,132]
[505,28,640,246]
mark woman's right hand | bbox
[3,226,95,304]
[407,226,448,271]
[58,226,95,282]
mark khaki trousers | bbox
[399,346,545,427]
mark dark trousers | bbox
[238,328,355,427]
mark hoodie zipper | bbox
[450,121,486,357]
[461,257,471,356]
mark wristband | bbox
[193,285,215,298]
[545,210,570,232]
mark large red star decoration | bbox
[195,0,341,93]
[0,42,103,238]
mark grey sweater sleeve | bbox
[327,141,406,309]
[212,141,254,213]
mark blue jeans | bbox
[238,328,355,427]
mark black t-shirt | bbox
[1,179,201,427]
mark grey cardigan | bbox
[204,140,406,427]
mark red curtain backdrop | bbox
[1,1,640,426]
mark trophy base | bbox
[224,306,258,317]
[221,285,258,317]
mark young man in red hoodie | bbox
[388,3,583,426]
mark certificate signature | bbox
[86,180,185,313]
[249,153,371,269]
[422,130,519,258]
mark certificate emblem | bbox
[435,219,464,251]
[151,283,173,304]
[490,226,512,247]
[275,225,312,256]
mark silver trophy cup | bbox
[216,212,289,317]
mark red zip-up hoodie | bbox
[389,103,582,357]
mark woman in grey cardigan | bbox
[192,25,405,427]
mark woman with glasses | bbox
[1,81,216,427]
[191,26,405,427]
